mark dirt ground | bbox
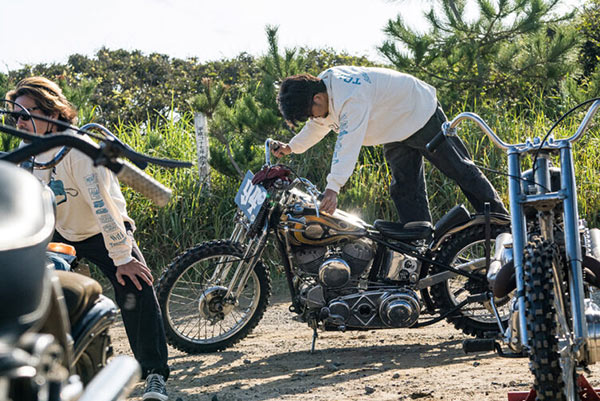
[111,290,600,401]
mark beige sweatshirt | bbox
[32,131,135,266]
[288,66,438,193]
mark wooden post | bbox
[194,112,210,190]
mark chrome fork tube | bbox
[225,222,269,300]
[230,218,247,243]
[535,154,553,241]
[508,150,530,347]
[208,221,248,284]
[561,144,588,342]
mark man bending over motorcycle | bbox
[272,66,508,222]
[6,77,170,401]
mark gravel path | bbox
[111,295,600,401]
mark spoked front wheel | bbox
[156,240,271,353]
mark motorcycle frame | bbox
[219,178,507,317]
[442,100,600,357]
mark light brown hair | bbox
[6,77,77,124]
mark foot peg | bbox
[462,338,496,354]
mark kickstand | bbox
[310,326,318,353]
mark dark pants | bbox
[53,226,170,380]
[383,105,508,223]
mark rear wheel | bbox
[156,240,271,353]
[524,237,577,401]
[430,223,511,337]
[74,331,112,384]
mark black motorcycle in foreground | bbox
[0,107,190,400]
[44,240,119,385]
[157,138,512,354]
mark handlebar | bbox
[263,138,324,215]
[425,130,447,153]
[116,161,173,207]
[427,113,511,153]
[427,99,600,153]
[0,121,192,207]
[569,99,600,142]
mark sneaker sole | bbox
[142,392,168,401]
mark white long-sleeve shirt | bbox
[288,66,438,193]
[32,131,136,266]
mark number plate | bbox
[234,171,268,223]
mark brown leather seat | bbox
[55,270,103,325]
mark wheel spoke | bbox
[158,242,269,353]
[429,225,512,336]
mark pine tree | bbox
[578,0,600,77]
[379,0,578,110]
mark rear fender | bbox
[430,212,510,251]
[72,295,118,367]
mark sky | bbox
[0,0,583,74]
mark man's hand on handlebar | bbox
[270,141,292,158]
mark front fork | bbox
[208,214,269,304]
[224,223,269,300]
[509,147,588,359]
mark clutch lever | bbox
[94,132,192,169]
[110,142,193,169]
[80,123,149,170]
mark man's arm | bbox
[71,157,153,289]
[115,258,153,290]
[272,142,292,158]
[272,117,331,158]
[317,100,371,214]
[288,118,333,154]
[324,99,371,193]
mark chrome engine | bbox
[292,237,375,288]
[319,289,421,329]
[585,298,600,363]
[380,251,422,283]
[293,236,423,329]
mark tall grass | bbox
[113,115,240,271]
[89,104,600,273]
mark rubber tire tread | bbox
[429,224,510,338]
[156,240,271,354]
[524,237,571,401]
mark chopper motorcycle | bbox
[0,107,188,400]
[428,98,600,400]
[157,138,512,354]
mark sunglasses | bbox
[14,107,41,121]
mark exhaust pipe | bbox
[486,233,514,298]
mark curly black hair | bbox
[277,74,326,127]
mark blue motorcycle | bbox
[429,99,600,401]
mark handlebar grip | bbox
[426,130,446,153]
[116,161,172,207]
